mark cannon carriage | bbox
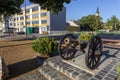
[58,34,103,70]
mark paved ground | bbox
[43,47,120,80]
[10,69,47,80]
[0,34,119,80]
[15,47,120,80]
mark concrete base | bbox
[63,50,113,75]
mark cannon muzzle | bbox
[64,38,79,44]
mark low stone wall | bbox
[0,56,9,80]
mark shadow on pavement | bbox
[99,47,120,65]
[7,57,47,79]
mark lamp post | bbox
[24,0,27,37]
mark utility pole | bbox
[24,0,27,37]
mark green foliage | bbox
[66,26,80,32]
[102,25,112,30]
[117,63,120,74]
[0,0,24,17]
[106,15,120,30]
[78,32,93,41]
[78,15,102,31]
[30,0,71,14]
[0,0,71,19]
[32,37,58,55]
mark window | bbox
[10,23,12,26]
[26,9,30,13]
[32,6,38,11]
[17,23,19,25]
[14,18,16,21]
[41,27,47,31]
[14,23,16,26]
[26,21,30,24]
[32,14,39,18]
[26,15,30,19]
[41,20,47,24]
[20,22,23,25]
[32,21,39,24]
[41,12,47,16]
[17,17,19,20]
[9,18,13,21]
[20,17,24,20]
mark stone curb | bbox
[45,56,93,80]
[39,64,71,80]
[0,56,9,80]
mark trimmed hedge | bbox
[32,37,58,56]
[78,32,93,41]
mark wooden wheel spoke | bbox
[89,57,93,67]
[88,53,99,68]
[88,51,93,59]
[96,44,101,50]
[68,49,75,57]
[91,40,96,51]
[93,56,97,65]
[62,47,68,53]
[85,35,102,70]
[95,40,101,49]
[94,57,97,64]
[58,34,76,60]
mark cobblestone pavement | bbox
[41,47,120,80]
[11,47,120,80]
[13,70,47,80]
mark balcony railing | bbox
[40,23,47,27]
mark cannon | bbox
[58,34,103,70]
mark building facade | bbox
[9,4,66,34]
[66,20,80,32]
[0,21,9,32]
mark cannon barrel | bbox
[64,38,79,44]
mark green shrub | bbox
[78,32,93,41]
[116,63,120,79]
[32,37,58,55]
[117,63,120,74]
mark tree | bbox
[78,15,102,31]
[30,0,71,14]
[0,0,24,19]
[0,0,71,18]
[106,15,120,30]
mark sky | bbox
[22,0,120,22]
[65,0,120,22]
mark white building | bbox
[9,4,66,34]
[67,20,79,27]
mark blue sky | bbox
[65,0,120,22]
[22,0,120,22]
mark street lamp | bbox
[24,0,27,37]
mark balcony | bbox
[27,18,30,21]
[41,9,47,12]
[40,23,47,27]
[20,19,24,22]
[32,18,39,20]
[26,12,30,15]
[27,24,31,27]
[32,24,39,27]
[32,11,39,14]
[41,16,47,19]
[20,25,24,28]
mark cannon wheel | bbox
[85,35,102,70]
[58,34,77,60]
